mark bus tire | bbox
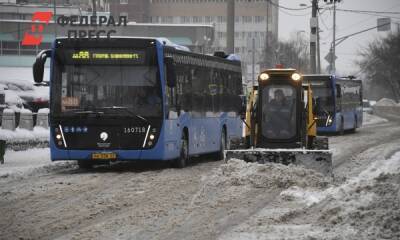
[339,117,345,135]
[77,160,93,169]
[350,117,357,133]
[215,128,227,161]
[174,133,189,168]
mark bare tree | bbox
[358,32,400,101]
[262,33,310,73]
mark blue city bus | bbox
[303,75,363,134]
[32,37,243,168]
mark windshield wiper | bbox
[100,106,150,124]
[73,110,103,114]
[71,110,104,116]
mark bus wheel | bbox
[215,129,227,161]
[77,160,93,169]
[350,117,357,133]
[339,118,345,135]
[174,133,189,168]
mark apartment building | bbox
[109,0,149,23]
[148,0,279,81]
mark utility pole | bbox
[265,0,270,67]
[331,0,337,74]
[310,0,318,74]
[252,38,255,87]
[226,0,235,54]
[317,22,321,73]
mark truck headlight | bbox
[259,73,269,81]
[291,73,301,81]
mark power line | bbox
[266,0,311,11]
[335,8,400,15]
[335,10,400,20]
[278,8,310,17]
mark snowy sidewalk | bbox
[0,148,69,178]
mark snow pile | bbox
[209,159,329,189]
[280,151,400,239]
[363,112,388,126]
[38,108,50,114]
[188,159,329,209]
[281,151,400,206]
[156,37,190,52]
[0,148,72,179]
[0,127,49,142]
[375,98,397,106]
[226,54,241,61]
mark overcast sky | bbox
[278,0,400,76]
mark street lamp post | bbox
[324,0,342,74]
[310,0,318,74]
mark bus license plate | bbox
[92,152,117,160]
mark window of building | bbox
[120,12,128,19]
[217,16,226,23]
[205,16,214,23]
[180,16,190,23]
[120,0,128,4]
[242,16,252,23]
[255,16,265,23]
[192,16,203,23]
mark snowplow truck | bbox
[226,68,332,176]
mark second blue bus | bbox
[303,74,363,134]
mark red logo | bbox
[22,11,53,46]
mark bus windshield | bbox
[52,48,162,117]
[312,86,334,113]
[261,85,297,140]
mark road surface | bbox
[1,119,400,240]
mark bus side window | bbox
[165,63,177,118]
[336,84,341,98]
[336,84,342,112]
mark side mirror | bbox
[33,49,51,83]
[164,57,176,88]
[336,84,341,98]
[240,96,247,119]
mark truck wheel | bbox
[77,160,93,169]
[174,133,189,168]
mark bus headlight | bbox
[291,73,301,81]
[259,73,269,81]
[149,134,155,140]
[56,134,62,140]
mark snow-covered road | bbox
[1,118,400,240]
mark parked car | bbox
[363,99,373,114]
[0,79,49,113]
